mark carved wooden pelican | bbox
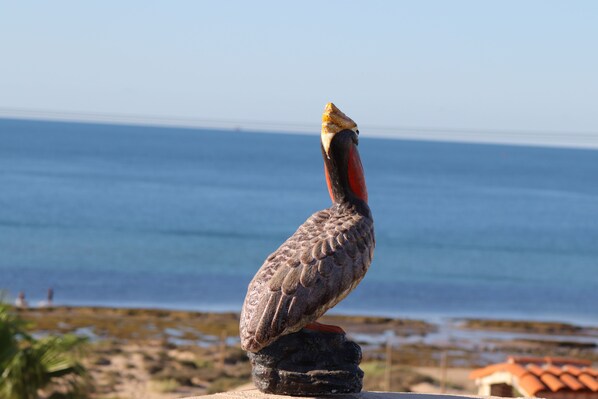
[240,103,375,353]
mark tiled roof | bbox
[470,356,598,396]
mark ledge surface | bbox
[182,388,518,399]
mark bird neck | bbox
[322,136,369,213]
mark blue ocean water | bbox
[1,118,597,324]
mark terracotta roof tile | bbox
[519,373,546,396]
[527,364,545,376]
[561,373,585,391]
[505,363,529,378]
[471,356,598,395]
[565,365,584,376]
[546,365,564,376]
[469,363,509,379]
[579,374,598,392]
[583,367,598,378]
[541,373,566,392]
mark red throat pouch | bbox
[348,145,368,203]
[325,163,335,202]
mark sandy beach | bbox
[16,306,598,398]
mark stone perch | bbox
[248,329,363,395]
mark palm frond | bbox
[0,303,89,399]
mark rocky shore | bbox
[16,306,598,399]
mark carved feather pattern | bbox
[240,202,374,352]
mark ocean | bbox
[1,118,597,324]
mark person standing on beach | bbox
[46,287,54,307]
[15,291,28,308]
[39,287,54,307]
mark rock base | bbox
[248,329,363,396]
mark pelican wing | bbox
[240,204,374,352]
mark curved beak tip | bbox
[320,103,358,155]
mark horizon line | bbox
[2,107,598,150]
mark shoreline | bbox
[17,305,598,355]
[13,305,598,398]
[14,298,598,327]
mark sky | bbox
[1,1,597,147]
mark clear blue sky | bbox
[1,1,597,145]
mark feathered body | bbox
[240,103,374,353]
